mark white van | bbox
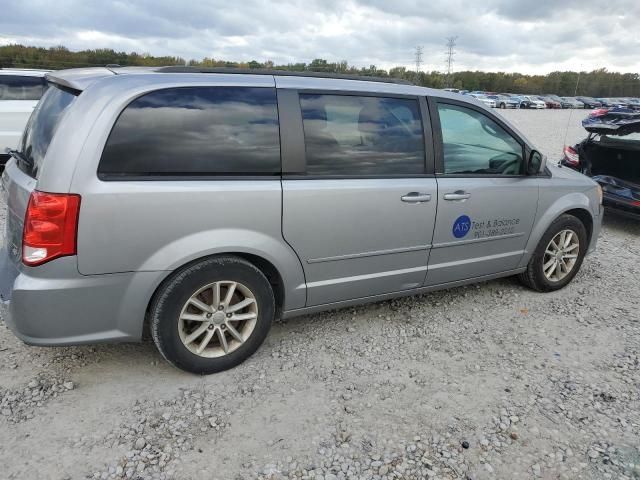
[0,69,49,170]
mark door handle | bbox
[401,192,432,203]
[443,191,471,201]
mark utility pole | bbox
[414,45,423,73]
[445,36,458,86]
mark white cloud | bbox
[0,0,638,74]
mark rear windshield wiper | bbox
[7,149,33,168]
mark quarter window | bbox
[99,87,280,177]
[300,94,425,176]
[0,75,45,100]
[437,103,524,175]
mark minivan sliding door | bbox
[278,85,438,307]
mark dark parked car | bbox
[576,96,602,109]
[562,108,640,219]
[596,98,627,108]
[538,96,562,109]
[560,97,585,109]
[545,94,572,109]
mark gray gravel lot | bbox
[1,109,639,480]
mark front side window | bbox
[99,87,280,177]
[0,75,45,100]
[437,103,523,175]
[300,94,425,176]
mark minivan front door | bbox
[425,100,539,285]
[279,90,438,306]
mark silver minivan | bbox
[0,67,603,374]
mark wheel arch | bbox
[519,193,595,269]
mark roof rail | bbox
[154,66,413,85]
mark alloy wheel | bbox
[542,229,580,282]
[178,281,258,358]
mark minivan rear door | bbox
[0,84,76,270]
[277,85,438,307]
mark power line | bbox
[414,46,423,73]
[445,36,458,86]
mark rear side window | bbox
[18,84,76,178]
[0,75,45,100]
[99,87,280,178]
[299,94,425,176]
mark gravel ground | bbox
[1,109,639,480]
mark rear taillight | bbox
[22,191,81,266]
[563,146,580,167]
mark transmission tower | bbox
[445,36,458,86]
[414,45,423,73]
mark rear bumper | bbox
[0,253,165,346]
[604,200,640,220]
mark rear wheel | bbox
[150,256,275,374]
[519,214,588,292]
[500,103,506,109]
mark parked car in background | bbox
[469,93,496,108]
[0,67,602,374]
[596,98,627,108]
[520,96,546,109]
[561,97,585,109]
[576,96,602,109]
[487,94,519,109]
[618,98,640,110]
[545,94,572,109]
[0,69,49,171]
[538,96,562,109]
[562,107,640,219]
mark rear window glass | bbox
[0,75,45,100]
[98,87,281,178]
[300,94,425,176]
[18,84,76,178]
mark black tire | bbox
[518,214,588,292]
[150,255,275,374]
[500,103,506,109]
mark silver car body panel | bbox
[0,68,602,345]
[425,176,539,284]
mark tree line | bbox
[1,44,639,97]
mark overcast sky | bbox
[1,0,639,74]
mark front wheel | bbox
[519,214,588,292]
[150,256,275,374]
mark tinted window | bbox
[18,85,76,178]
[300,94,425,176]
[0,75,45,100]
[437,103,523,175]
[99,87,280,177]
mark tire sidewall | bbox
[531,215,588,291]
[152,258,274,374]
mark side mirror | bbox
[527,150,545,175]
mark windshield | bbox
[18,84,77,178]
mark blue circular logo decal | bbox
[452,215,471,238]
